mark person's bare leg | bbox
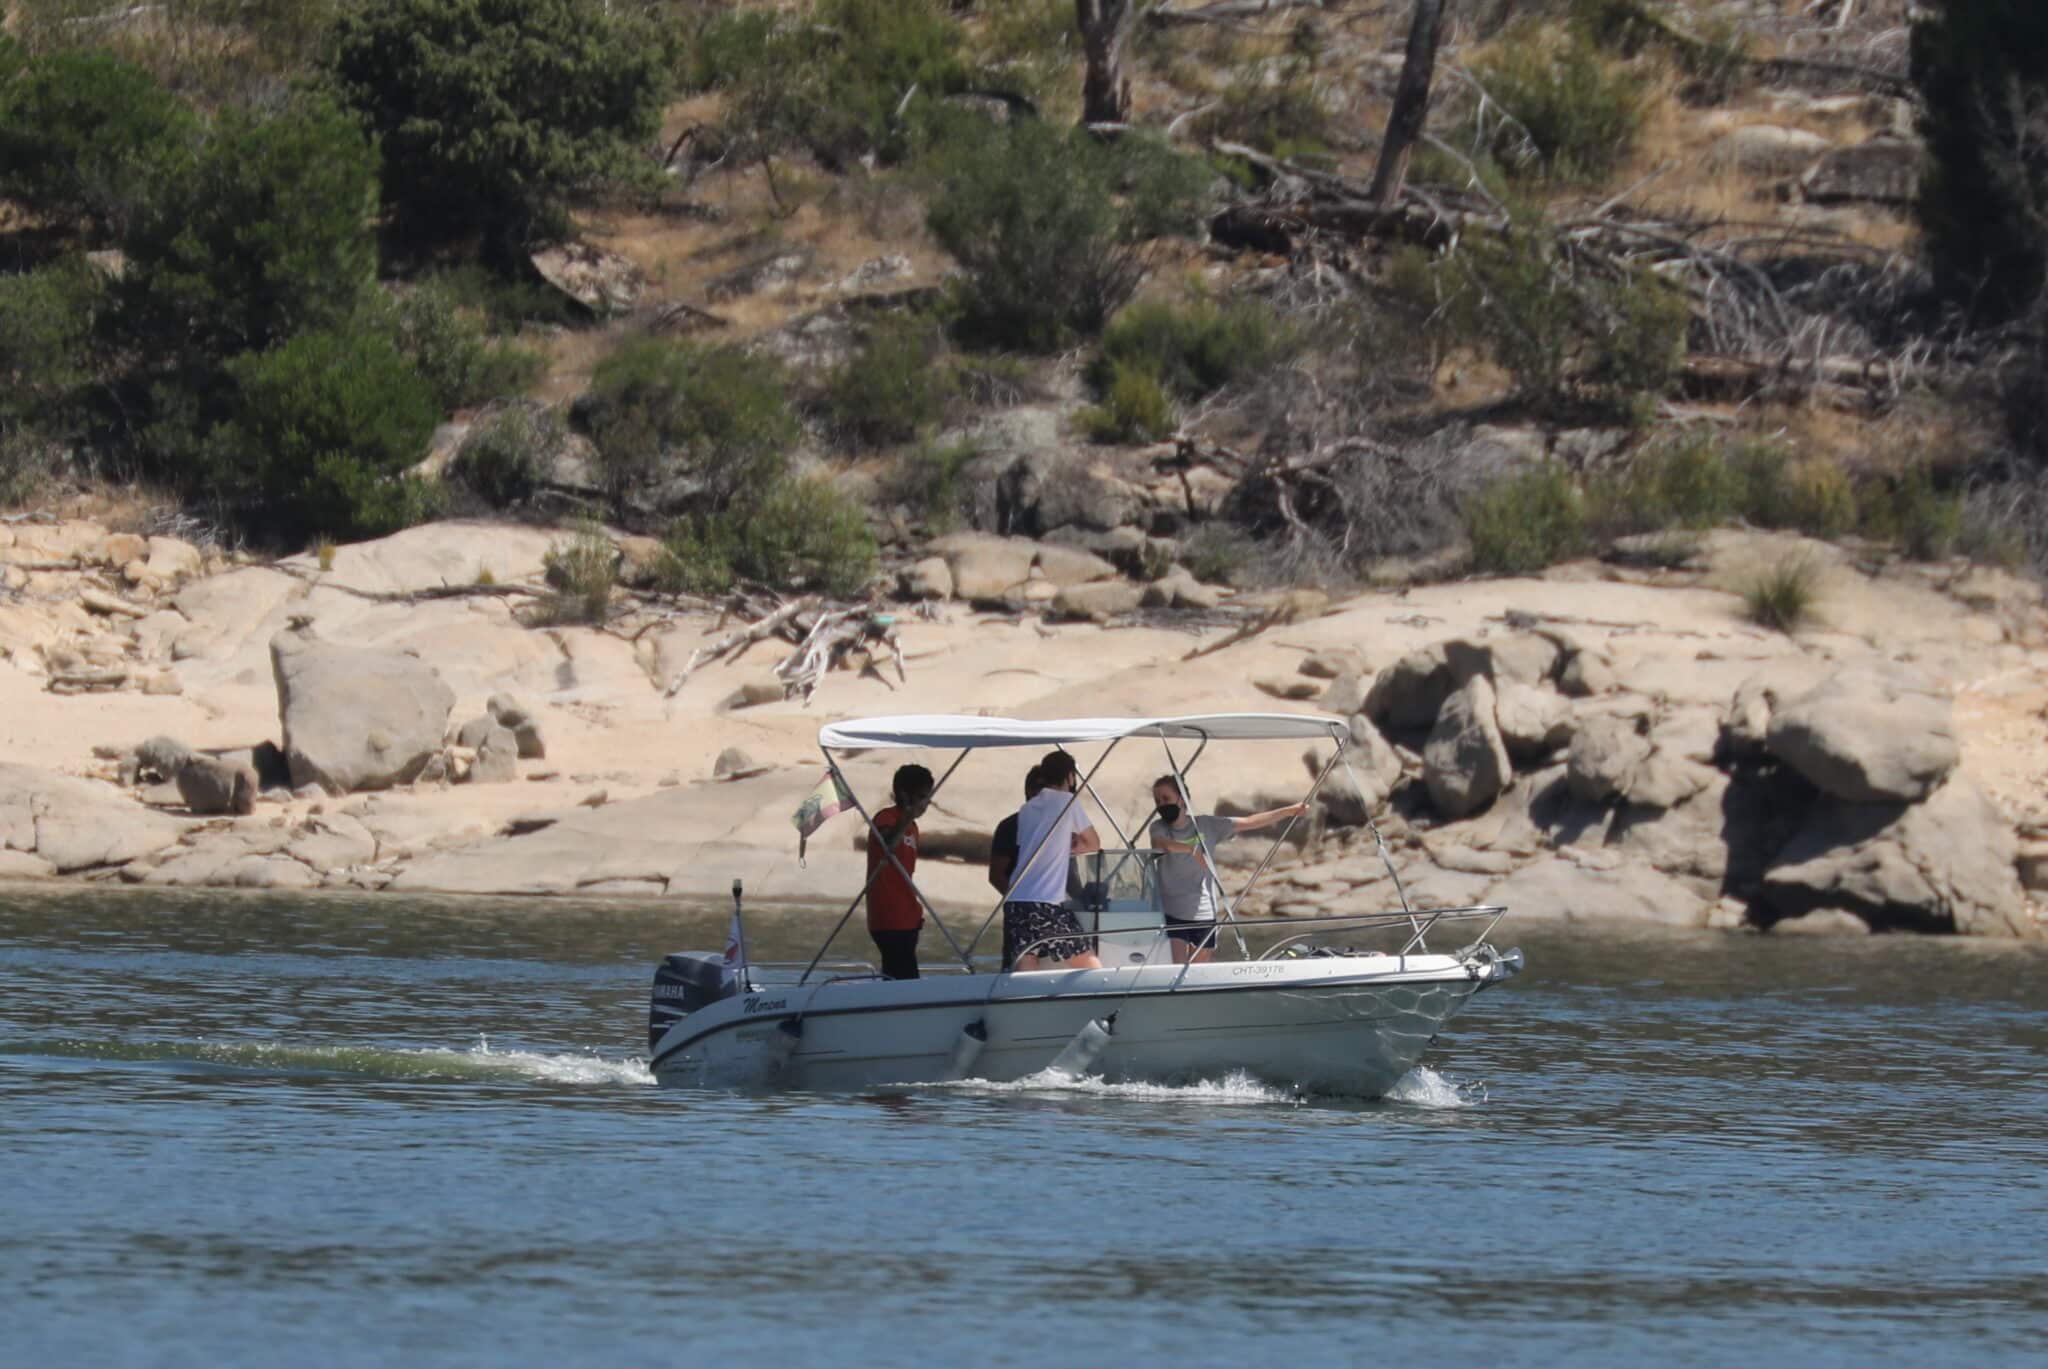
[1014,952,1041,971]
[1168,938,1193,965]
[1054,951,1103,970]
[1191,943,1215,964]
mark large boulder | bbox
[1760,778,2036,939]
[1765,665,1958,803]
[468,725,518,785]
[1424,676,1512,820]
[1484,854,1712,928]
[930,532,1038,606]
[1325,715,1403,820]
[175,756,257,815]
[1443,633,1561,688]
[1364,644,1453,732]
[270,627,455,794]
[1493,681,1573,764]
[486,693,546,760]
[1567,715,1654,804]
[0,762,184,873]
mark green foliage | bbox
[579,337,796,517]
[328,0,672,250]
[1091,293,1290,403]
[0,429,63,507]
[1079,362,1174,444]
[819,313,951,449]
[10,1,341,100]
[120,96,379,363]
[1435,213,1687,412]
[926,119,1208,350]
[454,404,566,509]
[659,476,878,597]
[1590,430,1745,535]
[1858,466,1966,561]
[207,324,443,540]
[1743,555,1817,633]
[883,437,977,531]
[1464,465,1590,574]
[380,279,544,411]
[1196,43,1331,158]
[1179,523,1258,587]
[0,259,102,436]
[1911,0,2048,319]
[1469,24,1652,183]
[539,519,620,625]
[0,46,198,241]
[702,0,972,167]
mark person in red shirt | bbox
[866,764,935,979]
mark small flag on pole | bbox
[791,768,854,864]
[720,908,747,991]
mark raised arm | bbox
[1231,802,1309,834]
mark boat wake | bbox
[1,1036,654,1087]
[929,1064,1484,1109]
[1387,1066,1486,1109]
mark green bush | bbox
[883,437,978,530]
[579,337,797,518]
[1079,362,1174,444]
[660,476,879,597]
[381,279,545,411]
[0,259,102,436]
[454,404,566,509]
[703,0,972,168]
[1592,430,1744,535]
[1743,555,1817,633]
[119,96,379,363]
[207,325,442,540]
[819,313,951,449]
[539,519,619,625]
[0,46,197,241]
[1092,293,1290,402]
[328,0,671,251]
[1464,465,1590,574]
[1470,24,1652,183]
[1179,523,1259,586]
[1196,45,1331,158]
[0,429,63,507]
[1859,466,1966,560]
[926,119,1208,350]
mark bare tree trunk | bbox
[1076,0,1135,128]
[1368,0,1451,206]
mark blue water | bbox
[3,887,2044,1366]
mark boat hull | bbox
[650,954,1507,1097]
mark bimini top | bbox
[817,713,1349,752]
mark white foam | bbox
[1385,1065,1484,1109]
[937,1068,1299,1106]
[434,1037,655,1087]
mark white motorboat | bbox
[647,713,1522,1096]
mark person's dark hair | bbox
[1037,750,1077,788]
[892,763,935,804]
[1152,774,1188,802]
[1023,764,1045,798]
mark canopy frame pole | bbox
[1222,738,1344,927]
[1337,741,1416,928]
[800,748,972,984]
[963,737,1123,965]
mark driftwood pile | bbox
[665,593,907,706]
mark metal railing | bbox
[1006,904,1508,970]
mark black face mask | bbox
[1156,804,1182,825]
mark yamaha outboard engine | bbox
[648,952,733,1052]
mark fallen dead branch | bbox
[665,595,819,694]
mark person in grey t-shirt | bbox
[1146,775,1308,963]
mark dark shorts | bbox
[1164,918,1219,951]
[1004,902,1093,967]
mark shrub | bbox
[1079,362,1175,444]
[1859,466,1966,560]
[1743,555,1817,633]
[0,259,102,436]
[206,325,442,540]
[1179,523,1259,586]
[454,404,567,509]
[0,46,198,242]
[539,519,619,625]
[1469,24,1652,183]
[1196,44,1331,158]
[819,313,951,449]
[328,0,671,251]
[926,119,1208,350]
[119,96,379,363]
[381,279,545,412]
[1464,465,1589,574]
[1592,430,1743,535]
[0,428,64,507]
[883,437,978,530]
[659,476,878,597]
[578,338,796,519]
[1780,461,1858,539]
[1911,1,2048,320]
[703,0,971,168]
[1092,293,1290,403]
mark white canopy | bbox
[817,713,1349,752]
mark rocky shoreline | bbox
[2,513,2044,941]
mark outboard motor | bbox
[648,952,734,1052]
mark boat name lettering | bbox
[743,995,788,1013]
[1231,965,1286,976]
